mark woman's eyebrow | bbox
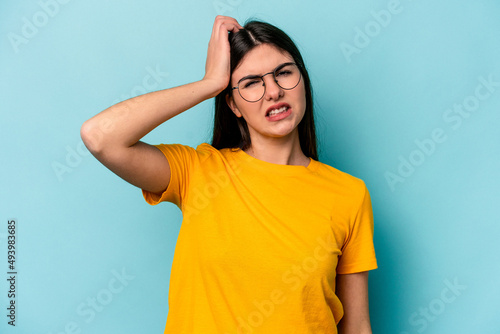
[236,62,290,84]
[237,73,261,84]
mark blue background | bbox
[1,0,499,333]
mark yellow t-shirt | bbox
[142,142,377,334]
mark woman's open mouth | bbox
[266,105,292,121]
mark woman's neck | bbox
[243,131,310,166]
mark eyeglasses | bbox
[231,62,302,103]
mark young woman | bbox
[81,15,377,334]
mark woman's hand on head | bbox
[203,15,243,96]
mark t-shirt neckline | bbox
[232,146,319,175]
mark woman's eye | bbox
[243,80,260,88]
[276,70,292,77]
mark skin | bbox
[80,15,372,333]
[336,271,373,334]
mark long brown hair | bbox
[211,20,318,161]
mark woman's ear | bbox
[226,93,242,118]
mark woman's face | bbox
[226,43,307,142]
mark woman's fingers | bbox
[214,15,243,30]
[212,15,242,39]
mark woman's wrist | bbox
[199,77,229,99]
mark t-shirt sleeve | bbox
[336,182,378,274]
[141,143,197,209]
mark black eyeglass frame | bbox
[230,62,302,103]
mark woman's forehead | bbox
[233,44,294,75]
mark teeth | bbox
[267,106,288,116]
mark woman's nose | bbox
[262,75,283,101]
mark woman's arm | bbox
[80,16,242,194]
[336,271,373,334]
